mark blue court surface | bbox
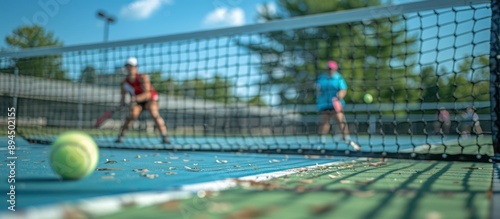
[0,137,351,212]
[0,134,457,213]
[25,134,457,151]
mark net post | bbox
[13,66,18,111]
[491,0,500,156]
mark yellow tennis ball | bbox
[363,94,373,104]
[50,131,99,180]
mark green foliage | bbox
[4,25,66,79]
[80,66,96,84]
[451,56,490,102]
[414,55,489,103]
[5,25,62,49]
[150,72,240,104]
[243,0,419,105]
[247,95,268,106]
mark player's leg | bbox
[116,104,142,142]
[331,115,342,141]
[145,100,170,144]
[473,121,483,135]
[461,122,472,139]
[318,110,332,143]
[433,121,441,135]
[335,111,361,151]
[443,121,451,135]
[334,111,349,139]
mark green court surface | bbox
[98,159,493,219]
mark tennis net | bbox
[0,0,498,162]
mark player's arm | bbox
[122,81,137,105]
[336,77,348,99]
[472,113,479,122]
[337,89,347,99]
[315,83,321,98]
[136,74,152,102]
[119,82,126,106]
[461,111,467,119]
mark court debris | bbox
[95,167,122,171]
[184,166,202,172]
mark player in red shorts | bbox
[116,57,170,144]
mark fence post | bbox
[490,0,500,156]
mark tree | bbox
[205,75,234,103]
[4,25,66,79]
[446,55,489,102]
[242,0,419,106]
[418,55,490,103]
[247,96,267,106]
[150,73,240,104]
[80,66,96,84]
[150,71,176,95]
[181,75,235,103]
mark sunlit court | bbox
[1,0,499,218]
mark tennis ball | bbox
[363,94,373,104]
[50,131,99,180]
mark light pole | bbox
[96,10,116,75]
[97,10,116,42]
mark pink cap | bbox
[327,61,338,70]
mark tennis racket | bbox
[94,106,126,128]
[332,97,343,112]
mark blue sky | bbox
[0,0,278,48]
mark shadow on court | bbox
[98,159,492,219]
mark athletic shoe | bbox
[162,136,171,144]
[348,140,361,151]
[115,136,123,143]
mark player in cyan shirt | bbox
[316,60,360,151]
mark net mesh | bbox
[0,0,497,162]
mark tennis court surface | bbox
[1,135,498,219]
[99,159,494,219]
[1,0,500,218]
